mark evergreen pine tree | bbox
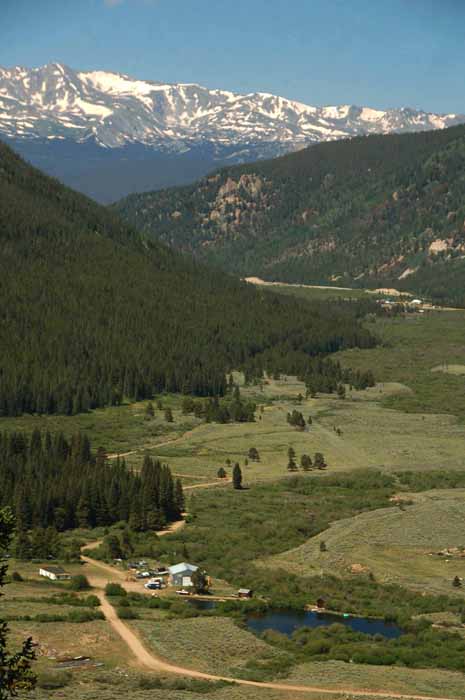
[301,454,312,471]
[174,479,185,515]
[232,463,243,490]
[0,507,36,696]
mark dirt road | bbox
[107,429,198,461]
[79,550,459,700]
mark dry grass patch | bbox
[132,616,290,679]
[266,489,465,596]
[286,659,465,699]
[10,619,128,669]
[432,364,465,375]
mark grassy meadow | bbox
[337,310,465,418]
[132,616,291,680]
[135,377,465,483]
[285,661,465,699]
[266,488,465,596]
[2,311,465,488]
[260,283,371,302]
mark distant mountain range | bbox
[2,62,465,202]
[115,125,465,307]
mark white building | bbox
[168,562,198,587]
[39,566,71,581]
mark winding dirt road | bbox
[107,428,199,461]
[80,546,460,700]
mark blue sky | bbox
[2,0,465,113]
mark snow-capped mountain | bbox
[2,62,464,202]
[1,62,464,149]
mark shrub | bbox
[81,594,100,608]
[69,574,91,591]
[35,614,65,623]
[168,599,199,618]
[11,571,23,582]
[138,676,163,689]
[67,609,104,623]
[37,671,71,690]
[117,607,139,620]
[105,582,127,597]
[40,593,100,607]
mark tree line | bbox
[0,431,184,544]
[182,386,256,423]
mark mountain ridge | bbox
[115,124,465,307]
[2,62,465,201]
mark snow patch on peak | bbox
[79,70,154,96]
[321,105,352,120]
[360,107,387,122]
[1,63,464,152]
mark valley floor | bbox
[7,308,465,699]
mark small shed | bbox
[39,566,71,581]
[238,588,253,599]
[168,562,198,587]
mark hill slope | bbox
[0,140,374,416]
[116,125,465,306]
[2,63,465,201]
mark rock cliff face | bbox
[115,124,465,306]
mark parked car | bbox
[136,571,151,579]
[145,581,161,590]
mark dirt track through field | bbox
[80,545,460,700]
[107,429,199,461]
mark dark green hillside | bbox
[0,141,375,416]
[115,125,465,305]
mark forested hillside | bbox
[0,141,375,416]
[116,125,465,306]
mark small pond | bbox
[187,600,403,639]
[246,609,403,639]
[187,599,217,611]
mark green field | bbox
[337,310,465,418]
[136,379,465,484]
[261,283,371,302]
